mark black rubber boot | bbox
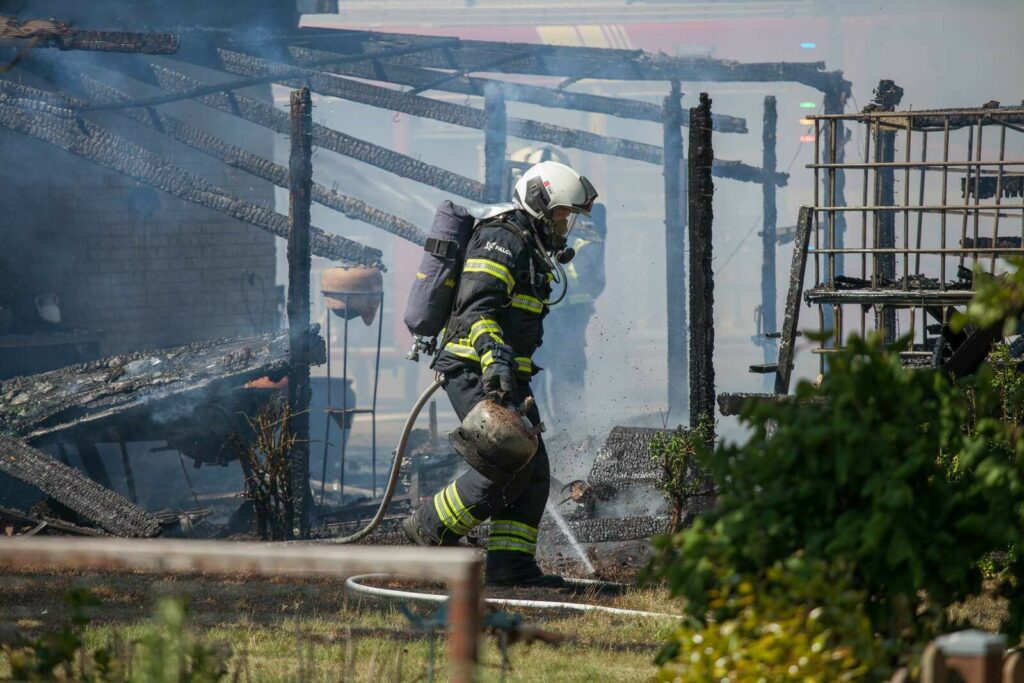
[485,551,566,588]
[402,514,461,547]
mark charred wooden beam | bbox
[0,81,382,266]
[688,93,715,430]
[286,45,749,133]
[0,331,323,441]
[0,433,161,537]
[0,15,178,54]
[774,206,815,395]
[663,82,687,417]
[215,49,781,184]
[218,49,659,167]
[294,28,851,97]
[76,40,460,112]
[287,87,314,538]
[34,63,426,245]
[146,61,488,202]
[483,83,507,203]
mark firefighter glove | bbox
[483,343,517,404]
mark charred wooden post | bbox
[823,86,848,277]
[0,15,178,54]
[287,87,314,539]
[483,83,507,203]
[688,93,715,431]
[663,81,687,416]
[871,80,904,343]
[760,95,779,391]
[0,81,382,266]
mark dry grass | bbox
[0,568,672,682]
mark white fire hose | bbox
[322,378,443,544]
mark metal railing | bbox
[0,537,483,682]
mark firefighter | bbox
[403,160,598,587]
[536,202,606,427]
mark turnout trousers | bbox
[413,367,550,560]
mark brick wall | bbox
[0,92,279,359]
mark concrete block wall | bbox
[0,101,279,357]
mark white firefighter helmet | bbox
[512,160,598,244]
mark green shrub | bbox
[2,591,229,682]
[655,556,891,682]
[648,331,1024,655]
[650,418,714,533]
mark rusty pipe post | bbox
[288,87,314,538]
[447,559,483,682]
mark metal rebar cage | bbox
[805,105,1024,369]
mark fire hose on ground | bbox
[321,379,680,620]
[344,573,681,620]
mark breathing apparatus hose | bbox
[324,378,444,544]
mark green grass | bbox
[1,569,674,682]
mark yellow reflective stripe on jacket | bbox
[487,519,539,555]
[463,258,515,293]
[445,341,479,362]
[443,344,532,374]
[510,293,544,314]
[433,482,479,535]
[469,318,504,346]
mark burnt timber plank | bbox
[286,45,749,133]
[0,15,178,54]
[0,433,161,537]
[34,62,427,245]
[213,49,785,186]
[0,331,323,441]
[774,206,814,395]
[145,60,489,202]
[0,80,382,266]
[290,28,851,97]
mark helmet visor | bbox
[550,211,578,243]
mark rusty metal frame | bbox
[802,102,1024,367]
[0,537,483,682]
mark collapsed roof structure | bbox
[0,8,850,538]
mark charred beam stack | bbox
[0,81,382,266]
[287,87,314,538]
[287,45,749,133]
[40,63,426,245]
[147,63,489,202]
[688,93,715,429]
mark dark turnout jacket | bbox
[433,210,553,379]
